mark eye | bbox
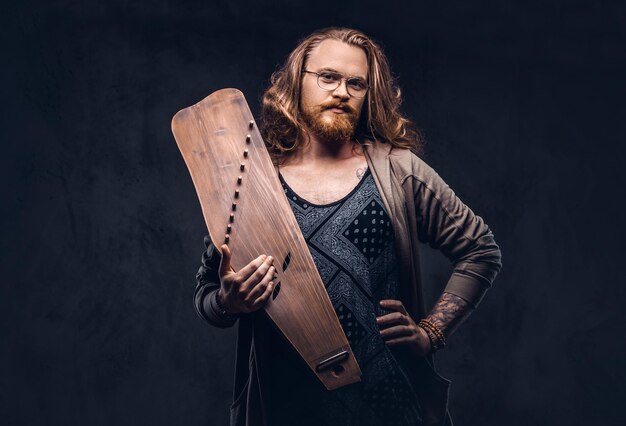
[348,78,368,91]
[319,72,340,83]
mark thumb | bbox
[219,244,233,278]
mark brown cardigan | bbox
[194,143,502,426]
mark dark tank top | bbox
[265,168,423,426]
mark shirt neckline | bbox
[279,168,371,208]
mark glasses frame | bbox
[303,70,369,98]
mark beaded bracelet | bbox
[419,319,446,343]
[420,326,442,353]
[418,319,447,352]
[214,290,239,320]
[418,322,445,352]
[421,319,446,342]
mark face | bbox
[300,39,368,142]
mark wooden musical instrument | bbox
[171,88,361,390]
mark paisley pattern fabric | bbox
[266,169,422,426]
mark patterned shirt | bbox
[265,168,422,426]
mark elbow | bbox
[454,235,503,287]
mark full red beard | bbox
[301,100,359,143]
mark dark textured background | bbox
[1,1,624,425]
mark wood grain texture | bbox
[171,88,361,390]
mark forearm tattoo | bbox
[425,292,475,337]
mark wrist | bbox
[417,319,446,353]
[216,289,239,318]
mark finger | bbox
[376,312,409,326]
[218,244,233,277]
[250,278,275,309]
[379,299,408,315]
[240,256,274,293]
[379,325,413,340]
[385,337,413,346]
[236,254,269,283]
[244,266,275,302]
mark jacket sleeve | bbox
[411,156,502,307]
[194,235,239,328]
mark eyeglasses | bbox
[303,70,369,98]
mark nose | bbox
[331,79,350,100]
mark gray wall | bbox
[1,1,623,425]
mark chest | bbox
[279,162,368,205]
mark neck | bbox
[287,130,361,166]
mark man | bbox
[194,28,502,426]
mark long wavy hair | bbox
[260,27,423,164]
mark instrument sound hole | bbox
[282,251,291,272]
[272,282,281,300]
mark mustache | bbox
[318,100,356,115]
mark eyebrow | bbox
[318,67,367,81]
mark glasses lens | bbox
[317,72,341,91]
[347,78,368,98]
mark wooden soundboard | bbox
[171,88,361,390]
